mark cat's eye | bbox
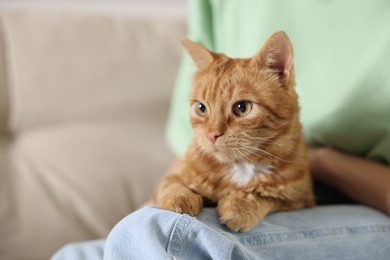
[232,101,253,117]
[195,101,207,116]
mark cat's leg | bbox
[217,195,276,232]
[156,176,203,216]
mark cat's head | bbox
[183,31,300,164]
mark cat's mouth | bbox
[201,134,259,163]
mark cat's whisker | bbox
[227,142,270,163]
[234,147,255,164]
[243,145,296,163]
[241,132,308,156]
[240,147,270,164]
[231,148,240,162]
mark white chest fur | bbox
[229,163,274,187]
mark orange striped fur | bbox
[156,31,315,232]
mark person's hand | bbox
[308,147,339,185]
[308,146,390,215]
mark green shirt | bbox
[166,0,390,165]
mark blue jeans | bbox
[52,206,390,260]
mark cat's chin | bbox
[199,145,238,164]
[201,145,229,164]
[212,151,238,164]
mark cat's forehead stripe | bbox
[202,59,238,104]
[212,58,235,77]
[200,75,220,104]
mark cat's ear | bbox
[181,38,215,70]
[252,31,294,83]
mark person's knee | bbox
[104,207,183,259]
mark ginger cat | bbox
[156,31,315,232]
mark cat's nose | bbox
[207,132,222,144]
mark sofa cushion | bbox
[0,3,186,259]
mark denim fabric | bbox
[53,206,390,260]
[52,240,105,260]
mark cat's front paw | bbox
[217,197,266,232]
[159,190,203,216]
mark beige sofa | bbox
[0,1,186,259]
